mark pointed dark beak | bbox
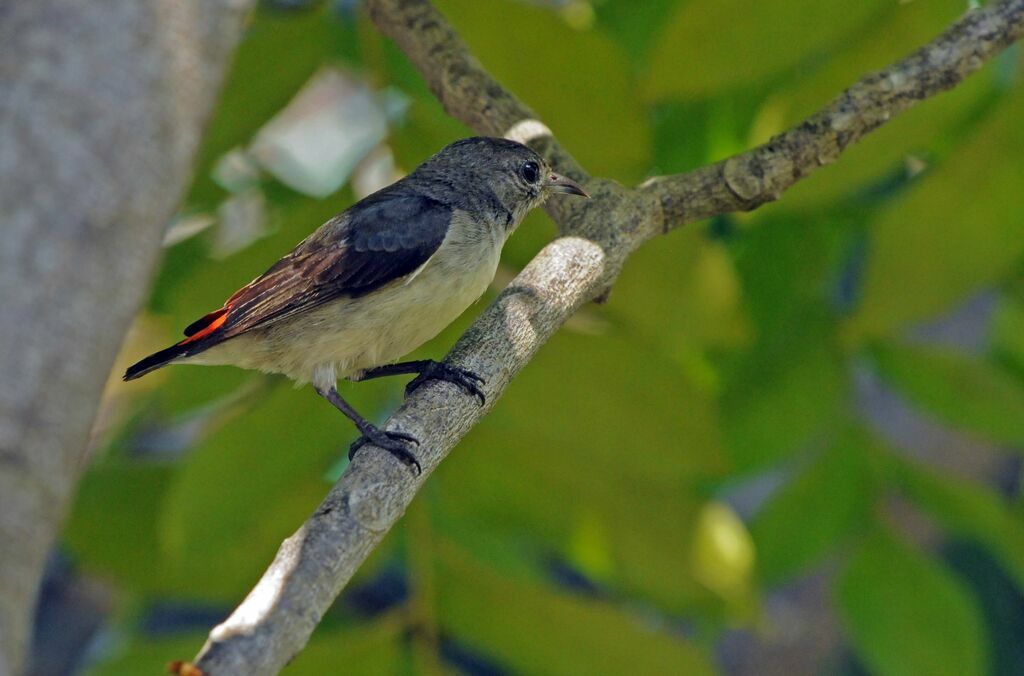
[545,172,589,197]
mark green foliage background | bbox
[67,0,1024,673]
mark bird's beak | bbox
[545,172,589,197]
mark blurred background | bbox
[31,0,1024,673]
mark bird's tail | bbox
[123,308,229,381]
[123,342,194,381]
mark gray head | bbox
[409,137,588,227]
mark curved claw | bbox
[405,363,486,406]
[349,428,421,475]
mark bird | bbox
[124,137,588,473]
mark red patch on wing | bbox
[179,308,228,345]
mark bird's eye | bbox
[520,160,540,184]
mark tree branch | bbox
[192,0,1024,673]
[641,0,1024,230]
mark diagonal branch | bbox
[191,0,1024,673]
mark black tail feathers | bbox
[123,343,192,381]
[124,307,229,381]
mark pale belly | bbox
[191,243,501,385]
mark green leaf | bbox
[891,455,1024,594]
[86,632,207,676]
[435,541,715,676]
[434,327,723,610]
[611,227,751,355]
[88,615,404,675]
[594,0,680,69]
[718,212,851,471]
[63,461,176,592]
[751,432,874,584]
[645,0,888,99]
[869,341,1024,447]
[285,615,407,675]
[721,332,847,473]
[769,0,992,208]
[836,532,989,676]
[154,382,394,600]
[848,88,1024,339]
[992,294,1024,379]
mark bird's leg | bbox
[315,386,421,474]
[355,360,485,405]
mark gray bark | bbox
[0,1,254,672]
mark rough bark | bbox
[190,0,1024,674]
[0,1,254,672]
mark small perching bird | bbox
[125,137,588,472]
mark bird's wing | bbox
[181,190,452,345]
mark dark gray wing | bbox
[184,189,451,342]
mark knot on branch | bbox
[722,155,764,203]
[722,150,791,210]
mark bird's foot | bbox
[405,362,486,405]
[349,426,421,475]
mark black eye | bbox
[520,160,540,184]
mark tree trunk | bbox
[0,1,253,672]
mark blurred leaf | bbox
[869,340,1024,447]
[751,431,875,584]
[611,227,751,360]
[154,382,393,599]
[88,613,404,675]
[434,0,650,181]
[730,211,849,338]
[943,541,1024,676]
[286,614,406,675]
[486,325,724,488]
[64,462,175,592]
[836,532,988,676]
[890,455,1024,593]
[992,293,1024,379]
[848,88,1024,339]
[435,327,722,610]
[650,82,770,180]
[722,336,847,472]
[86,632,207,676]
[382,41,471,168]
[594,0,680,69]
[691,502,756,610]
[567,512,616,583]
[720,212,850,471]
[435,541,715,676]
[773,0,994,208]
[645,0,887,99]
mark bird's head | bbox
[417,137,588,227]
